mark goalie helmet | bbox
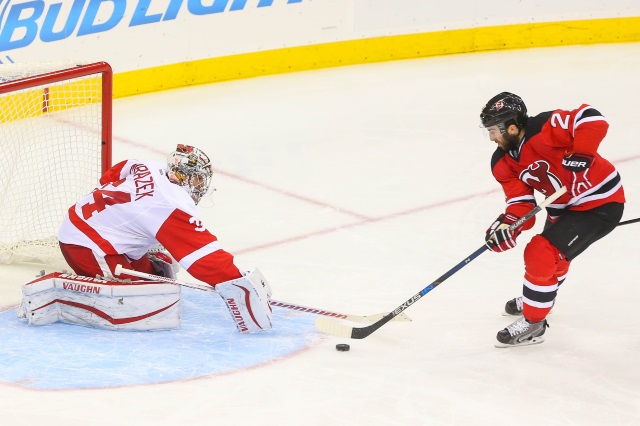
[480,92,528,134]
[167,144,213,204]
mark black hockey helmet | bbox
[480,92,528,132]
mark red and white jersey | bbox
[491,104,625,227]
[58,160,241,285]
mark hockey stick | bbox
[618,217,640,227]
[315,186,568,339]
[114,265,411,324]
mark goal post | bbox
[0,61,113,266]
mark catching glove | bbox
[485,213,522,252]
[562,153,595,197]
[146,246,180,279]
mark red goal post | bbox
[0,61,112,266]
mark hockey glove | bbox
[485,213,522,253]
[562,153,595,197]
[146,246,180,279]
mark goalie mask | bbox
[167,144,213,204]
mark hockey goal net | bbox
[0,62,112,266]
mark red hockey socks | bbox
[522,235,566,322]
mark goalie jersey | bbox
[58,159,242,285]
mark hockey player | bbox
[55,144,272,333]
[480,92,625,347]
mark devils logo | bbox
[519,161,562,195]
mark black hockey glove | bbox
[485,213,522,253]
[562,153,595,197]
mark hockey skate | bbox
[494,317,548,348]
[502,296,555,316]
[503,296,523,316]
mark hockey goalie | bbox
[18,144,272,333]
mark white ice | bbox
[1,42,640,425]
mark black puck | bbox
[336,343,350,352]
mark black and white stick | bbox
[315,186,568,339]
[114,265,411,324]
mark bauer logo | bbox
[0,0,304,52]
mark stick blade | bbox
[387,311,412,322]
[315,316,354,338]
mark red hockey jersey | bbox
[58,160,242,285]
[491,104,625,230]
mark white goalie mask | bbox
[167,144,213,204]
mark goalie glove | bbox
[562,153,595,197]
[146,246,180,279]
[485,213,522,253]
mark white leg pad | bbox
[20,272,182,331]
[215,268,272,333]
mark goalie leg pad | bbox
[215,268,272,333]
[20,272,182,331]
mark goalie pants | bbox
[59,242,156,280]
[522,202,624,322]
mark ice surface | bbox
[1,43,639,425]
[0,288,317,390]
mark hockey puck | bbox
[336,343,350,352]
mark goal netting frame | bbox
[0,61,112,266]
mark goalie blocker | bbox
[215,268,273,333]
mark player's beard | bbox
[503,132,521,152]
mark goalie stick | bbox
[114,265,411,324]
[315,186,568,339]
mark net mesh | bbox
[0,62,107,265]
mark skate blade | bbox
[494,336,545,348]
